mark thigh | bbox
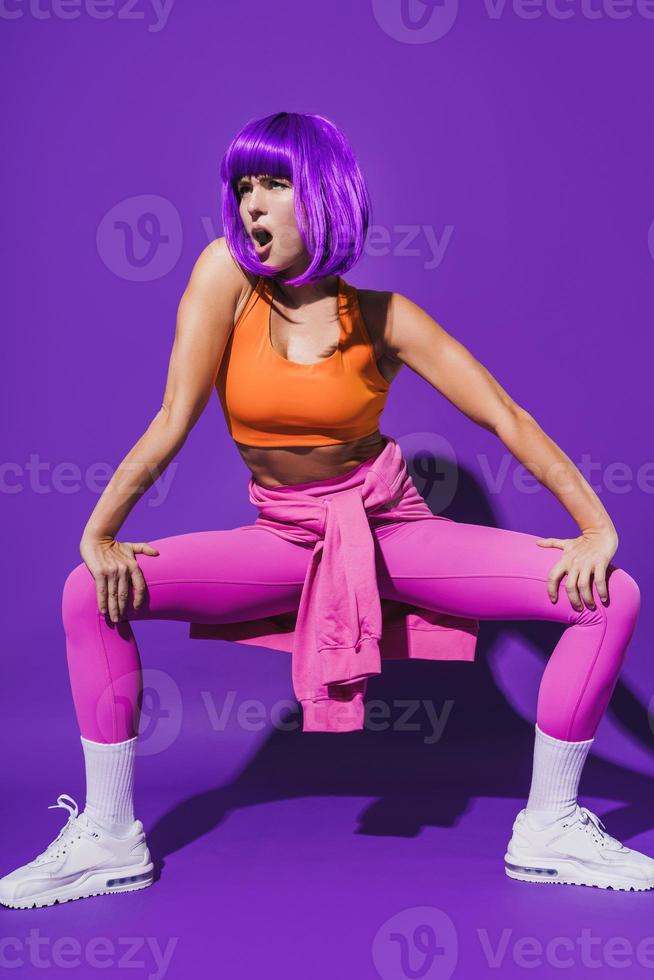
[131,525,312,623]
[374,517,584,626]
[65,525,311,626]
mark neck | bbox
[273,268,339,309]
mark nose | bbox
[247,182,267,217]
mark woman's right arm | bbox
[79,236,247,623]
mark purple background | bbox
[2,1,654,976]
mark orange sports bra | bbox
[215,275,391,447]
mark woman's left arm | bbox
[385,291,618,611]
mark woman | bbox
[1,110,650,909]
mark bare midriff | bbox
[230,277,402,489]
[234,430,388,489]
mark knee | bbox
[62,561,98,623]
[605,567,641,629]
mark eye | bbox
[237,177,289,196]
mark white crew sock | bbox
[525,722,594,828]
[80,734,137,835]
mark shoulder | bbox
[353,286,404,363]
[356,286,419,321]
[186,237,258,312]
[358,285,448,348]
[356,285,390,312]
[355,286,391,335]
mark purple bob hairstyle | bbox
[219,111,372,287]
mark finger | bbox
[130,561,148,610]
[116,567,130,619]
[133,542,160,556]
[96,575,108,616]
[564,569,583,612]
[107,571,120,623]
[536,538,566,549]
[546,561,566,603]
[594,565,609,604]
[577,568,595,610]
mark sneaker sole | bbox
[0,855,154,909]
[504,854,654,891]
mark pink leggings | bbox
[62,459,641,746]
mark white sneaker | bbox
[0,793,154,909]
[504,803,654,891]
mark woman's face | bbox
[237,174,306,272]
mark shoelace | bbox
[577,805,625,850]
[31,794,90,865]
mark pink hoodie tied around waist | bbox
[189,435,479,733]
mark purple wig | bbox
[219,111,372,287]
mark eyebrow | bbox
[237,174,286,184]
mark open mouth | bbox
[252,228,273,248]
